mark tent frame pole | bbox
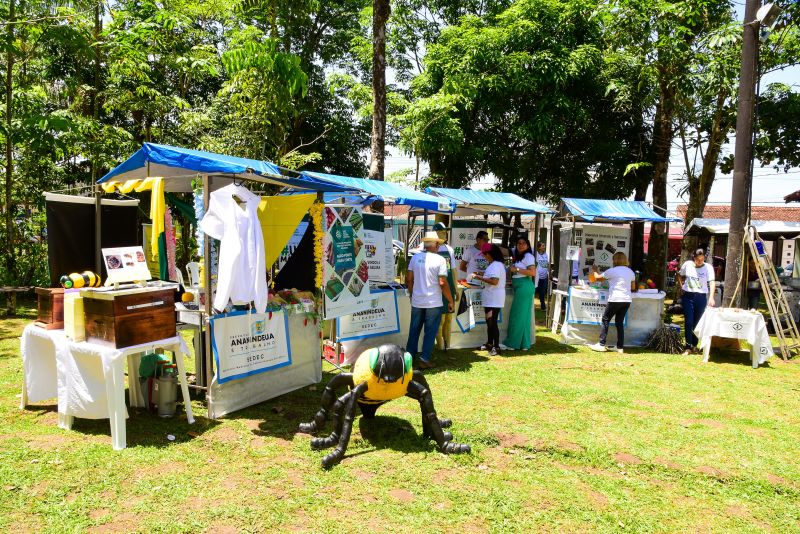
[203,174,213,419]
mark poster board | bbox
[276,221,309,270]
[336,289,400,341]
[451,220,489,264]
[363,213,392,284]
[323,205,371,319]
[102,246,152,284]
[579,225,630,277]
[209,310,292,383]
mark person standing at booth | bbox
[677,248,716,355]
[432,222,457,351]
[588,252,636,353]
[406,231,455,369]
[460,231,489,279]
[534,242,550,311]
[473,244,506,356]
[504,236,536,351]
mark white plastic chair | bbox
[186,262,201,287]
[175,267,186,288]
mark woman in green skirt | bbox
[504,236,536,350]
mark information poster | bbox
[323,205,371,319]
[336,289,400,341]
[565,287,627,326]
[451,224,489,262]
[276,221,309,270]
[210,310,292,383]
[579,225,630,277]
[103,246,152,284]
[363,213,391,284]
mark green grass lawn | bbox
[2,302,800,532]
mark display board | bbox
[102,246,152,284]
[323,205,371,319]
[363,213,393,284]
[277,221,309,270]
[209,309,292,383]
[336,289,400,341]
[451,221,489,263]
[579,225,630,277]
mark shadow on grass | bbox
[705,348,775,368]
[64,400,221,449]
[355,415,437,454]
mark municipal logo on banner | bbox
[566,287,626,326]
[336,289,400,341]
[210,310,292,383]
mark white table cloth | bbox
[20,326,194,450]
[19,324,63,407]
[693,307,774,368]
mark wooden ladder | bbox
[744,226,800,360]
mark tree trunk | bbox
[644,82,676,290]
[4,0,15,284]
[368,0,390,184]
[681,91,728,265]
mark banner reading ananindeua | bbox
[210,310,292,383]
[336,290,400,341]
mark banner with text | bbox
[336,289,400,341]
[276,221,308,270]
[323,205,371,319]
[565,287,628,326]
[363,213,393,284]
[210,310,292,383]
[579,225,631,278]
[455,287,500,332]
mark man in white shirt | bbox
[406,231,455,369]
[459,231,489,280]
[432,222,457,351]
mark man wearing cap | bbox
[406,230,455,369]
[433,222,457,351]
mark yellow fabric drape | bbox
[101,177,165,260]
[257,194,316,269]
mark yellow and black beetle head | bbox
[370,344,412,383]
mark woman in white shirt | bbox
[676,248,716,355]
[588,252,636,353]
[473,243,506,356]
[504,236,536,350]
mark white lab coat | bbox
[199,183,268,313]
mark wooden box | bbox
[35,287,64,330]
[81,288,176,348]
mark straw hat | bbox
[421,231,445,244]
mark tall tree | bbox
[4,0,15,282]
[602,0,733,288]
[400,0,644,200]
[369,0,390,182]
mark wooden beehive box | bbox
[81,287,176,348]
[35,287,64,330]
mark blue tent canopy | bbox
[301,171,456,212]
[99,143,349,193]
[425,187,554,214]
[561,198,681,223]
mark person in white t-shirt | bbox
[405,231,455,369]
[473,243,506,356]
[676,248,716,355]
[459,231,489,279]
[588,252,636,353]
[432,222,457,351]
